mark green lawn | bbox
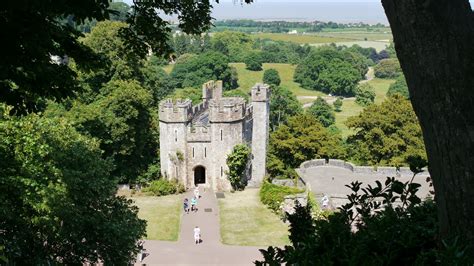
[218,188,290,246]
[369,78,396,104]
[162,64,174,74]
[132,194,182,241]
[231,63,324,97]
[335,78,396,138]
[251,33,347,44]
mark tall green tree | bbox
[382,0,474,245]
[346,95,426,166]
[269,86,303,131]
[0,109,146,264]
[294,46,365,96]
[307,97,335,127]
[374,58,402,79]
[267,114,345,179]
[1,0,234,113]
[170,51,238,90]
[46,80,159,183]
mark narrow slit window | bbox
[220,130,223,141]
[175,130,177,142]
[192,147,195,158]
[204,147,207,157]
[221,166,223,177]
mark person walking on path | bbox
[183,198,189,214]
[194,187,200,199]
[191,197,197,212]
[194,226,201,244]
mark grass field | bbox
[251,33,347,44]
[162,64,174,74]
[218,189,290,246]
[335,78,395,138]
[131,194,182,241]
[231,63,324,97]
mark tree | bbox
[333,97,343,112]
[355,83,376,106]
[46,80,159,184]
[1,0,236,113]
[263,69,281,86]
[346,95,426,166]
[387,74,409,99]
[170,51,238,90]
[374,58,402,79]
[307,97,335,127]
[294,46,364,96]
[0,109,146,264]
[244,52,263,71]
[268,114,345,179]
[381,0,474,246]
[269,86,303,131]
[226,144,251,190]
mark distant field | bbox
[218,189,289,246]
[317,28,393,41]
[370,78,396,104]
[251,33,347,44]
[230,63,324,97]
[311,41,388,52]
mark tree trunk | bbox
[381,0,474,245]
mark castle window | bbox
[220,130,223,141]
[204,147,207,157]
[193,147,195,158]
[221,166,223,177]
[175,130,177,142]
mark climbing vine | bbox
[226,144,251,190]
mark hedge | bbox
[259,181,304,213]
[143,179,185,196]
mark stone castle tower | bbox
[159,80,270,191]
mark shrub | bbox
[244,51,263,71]
[333,97,343,112]
[259,181,304,213]
[143,179,185,196]
[263,69,281,86]
[387,74,410,98]
[355,83,376,106]
[307,97,335,127]
[257,177,472,265]
[374,58,401,79]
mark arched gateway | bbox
[194,166,206,186]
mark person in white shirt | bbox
[194,226,201,244]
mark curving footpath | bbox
[136,189,263,265]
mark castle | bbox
[159,81,270,191]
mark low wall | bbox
[298,158,429,177]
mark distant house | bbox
[288,30,298,35]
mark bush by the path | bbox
[260,181,304,213]
[143,179,185,196]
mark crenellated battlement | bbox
[251,83,271,102]
[159,99,194,123]
[202,80,223,102]
[208,97,247,122]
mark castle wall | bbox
[250,84,271,186]
[159,121,188,185]
[159,81,270,192]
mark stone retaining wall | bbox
[299,158,429,177]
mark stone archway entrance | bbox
[194,166,206,186]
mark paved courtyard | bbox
[299,165,432,208]
[136,189,263,265]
